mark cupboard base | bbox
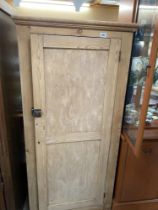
[112,199,158,210]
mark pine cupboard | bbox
[14,17,137,210]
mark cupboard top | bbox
[13,16,138,32]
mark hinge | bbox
[103,192,106,198]
[103,192,106,204]
[119,51,121,62]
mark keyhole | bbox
[77,28,83,34]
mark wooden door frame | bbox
[16,19,136,210]
[0,78,16,210]
[0,167,7,210]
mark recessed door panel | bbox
[47,141,100,205]
[44,49,108,138]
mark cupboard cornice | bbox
[13,16,138,32]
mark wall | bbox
[1,0,139,23]
[14,4,119,21]
[119,0,138,22]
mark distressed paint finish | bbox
[47,141,100,204]
[44,49,108,137]
[44,48,109,209]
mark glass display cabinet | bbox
[113,2,158,210]
[122,0,158,155]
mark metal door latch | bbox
[32,108,42,118]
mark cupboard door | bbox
[31,34,121,210]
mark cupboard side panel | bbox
[16,25,38,210]
[104,32,133,210]
[113,138,129,202]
